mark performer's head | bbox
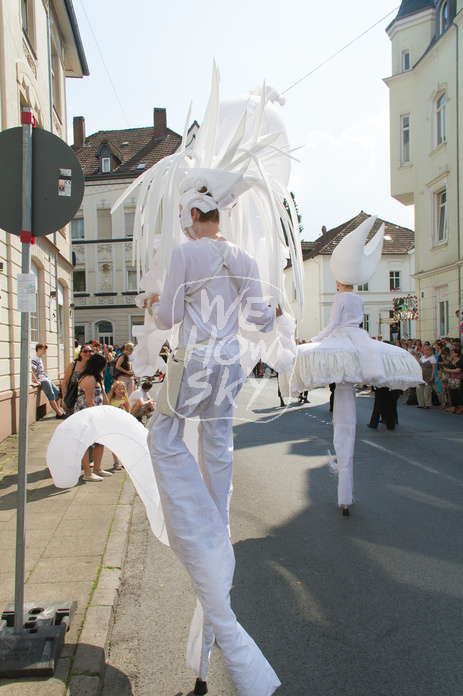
[336,281,353,292]
[179,184,219,240]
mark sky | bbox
[66,0,414,241]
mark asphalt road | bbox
[103,379,463,696]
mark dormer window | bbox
[101,157,111,173]
[96,141,121,174]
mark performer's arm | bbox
[151,247,186,330]
[310,293,345,343]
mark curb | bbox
[64,478,136,696]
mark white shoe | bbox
[94,470,112,477]
[83,473,103,482]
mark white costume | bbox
[48,67,303,695]
[280,216,422,512]
[148,237,281,695]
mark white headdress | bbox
[111,63,303,375]
[112,62,304,303]
[330,215,385,286]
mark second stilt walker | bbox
[280,216,422,515]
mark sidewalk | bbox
[0,413,136,696]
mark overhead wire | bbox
[282,6,400,94]
[77,0,131,128]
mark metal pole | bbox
[14,110,34,635]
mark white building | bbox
[284,212,416,342]
[0,0,88,441]
[385,0,462,339]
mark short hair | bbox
[124,342,134,351]
[194,187,219,223]
[142,381,153,391]
[36,343,47,351]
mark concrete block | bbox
[79,605,114,652]
[90,586,119,608]
[96,567,121,591]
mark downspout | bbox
[46,1,61,371]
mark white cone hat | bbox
[330,216,384,286]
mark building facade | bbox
[385,0,463,339]
[0,0,88,440]
[71,113,198,349]
[284,212,416,342]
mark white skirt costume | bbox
[280,292,422,507]
[147,238,282,696]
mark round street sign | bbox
[0,127,84,237]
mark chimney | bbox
[153,108,167,139]
[73,116,86,147]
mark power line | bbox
[77,0,131,128]
[283,6,400,94]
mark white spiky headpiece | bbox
[112,62,304,309]
[330,216,385,286]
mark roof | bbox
[396,0,435,20]
[289,211,414,268]
[73,126,182,179]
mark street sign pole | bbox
[14,109,34,636]
[0,121,83,677]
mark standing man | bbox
[31,344,66,419]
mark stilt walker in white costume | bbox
[110,67,302,696]
[47,67,304,695]
[279,216,422,515]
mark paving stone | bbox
[43,534,106,558]
[62,505,115,521]
[28,556,101,585]
[73,642,106,676]
[0,546,45,574]
[66,675,102,696]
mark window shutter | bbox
[97,209,112,240]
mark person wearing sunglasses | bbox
[61,344,94,415]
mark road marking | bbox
[361,439,463,487]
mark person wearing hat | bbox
[283,216,422,515]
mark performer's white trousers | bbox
[147,356,280,696]
[332,382,356,506]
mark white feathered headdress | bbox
[112,62,304,308]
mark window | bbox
[357,282,369,292]
[21,0,35,47]
[75,325,86,345]
[130,316,144,343]
[71,216,84,239]
[436,93,446,146]
[434,187,448,244]
[97,321,113,346]
[401,49,411,72]
[127,268,137,291]
[97,208,112,240]
[101,157,111,173]
[439,299,449,336]
[124,207,135,237]
[441,1,450,32]
[51,45,61,116]
[363,314,370,333]
[73,270,86,292]
[400,114,411,165]
[390,271,401,291]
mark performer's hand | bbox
[307,340,312,343]
[151,294,160,305]
[276,304,283,317]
